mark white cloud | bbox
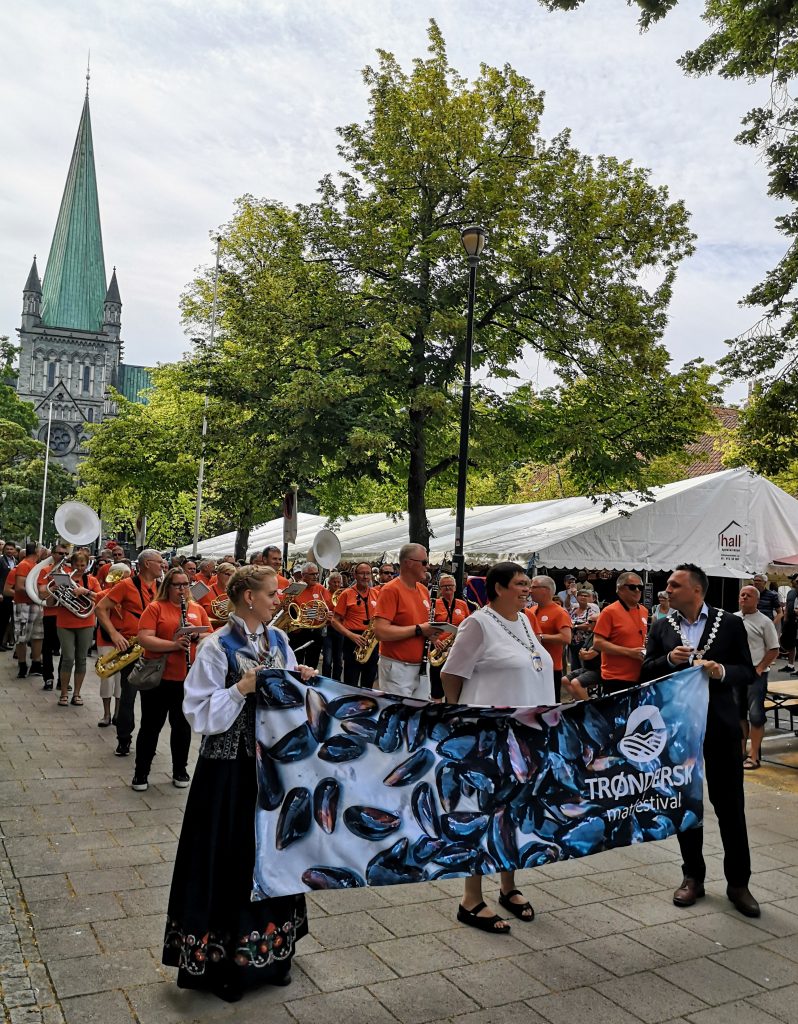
[0,0,787,401]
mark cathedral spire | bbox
[24,256,42,295]
[40,89,106,332]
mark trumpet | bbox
[96,642,142,679]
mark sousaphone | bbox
[26,501,102,608]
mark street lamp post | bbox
[452,225,487,596]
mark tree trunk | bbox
[407,407,430,548]
[234,524,250,562]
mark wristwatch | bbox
[414,624,422,637]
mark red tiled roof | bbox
[683,406,739,478]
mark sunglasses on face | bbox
[406,558,429,566]
[623,584,643,592]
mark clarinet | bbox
[179,591,192,674]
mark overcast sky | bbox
[0,0,784,403]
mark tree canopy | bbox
[169,23,714,548]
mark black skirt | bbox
[163,746,308,991]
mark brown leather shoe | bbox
[673,877,705,907]
[727,885,760,918]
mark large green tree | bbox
[541,1,798,475]
[182,23,713,548]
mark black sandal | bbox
[499,889,535,921]
[457,902,511,933]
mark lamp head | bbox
[460,225,487,264]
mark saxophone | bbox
[354,622,378,664]
[96,642,142,679]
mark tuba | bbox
[26,501,101,618]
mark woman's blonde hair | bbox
[227,564,277,607]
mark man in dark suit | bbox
[642,563,759,917]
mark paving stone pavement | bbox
[2,655,798,1024]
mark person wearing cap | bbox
[751,574,782,626]
[780,573,798,674]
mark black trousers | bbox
[322,629,344,680]
[134,678,191,776]
[42,615,61,681]
[0,596,13,646]
[677,713,751,887]
[342,636,378,688]
[290,628,323,669]
[116,659,139,746]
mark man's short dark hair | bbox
[486,561,526,600]
[675,563,709,597]
[25,542,37,556]
[262,545,281,558]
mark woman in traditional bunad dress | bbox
[163,564,315,1003]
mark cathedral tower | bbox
[16,86,122,473]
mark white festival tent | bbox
[180,469,798,579]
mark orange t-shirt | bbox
[38,563,62,618]
[335,587,379,632]
[434,598,470,625]
[138,599,210,680]
[593,600,648,682]
[277,574,290,592]
[526,603,573,671]
[14,556,37,604]
[199,579,228,617]
[55,574,102,630]
[374,578,431,663]
[4,566,17,598]
[104,576,157,639]
[294,583,332,608]
[96,563,111,587]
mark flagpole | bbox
[192,236,221,557]
[38,401,53,545]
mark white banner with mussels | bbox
[252,667,708,899]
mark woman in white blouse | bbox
[441,562,555,934]
[163,565,316,1003]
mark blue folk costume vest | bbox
[199,618,290,761]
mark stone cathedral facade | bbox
[15,87,149,474]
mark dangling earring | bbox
[248,603,254,611]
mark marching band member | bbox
[132,567,210,793]
[262,546,291,591]
[322,571,345,679]
[429,574,470,700]
[373,544,442,699]
[198,562,236,628]
[38,540,69,691]
[96,549,167,757]
[333,561,379,687]
[288,562,332,668]
[53,550,102,707]
[13,543,47,678]
[95,563,131,727]
[196,560,217,588]
[375,563,396,588]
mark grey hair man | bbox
[736,585,779,769]
[592,570,648,694]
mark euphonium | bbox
[354,623,378,664]
[428,630,456,668]
[96,642,143,679]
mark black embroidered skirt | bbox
[163,746,308,989]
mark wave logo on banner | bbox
[618,706,668,764]
[252,667,709,899]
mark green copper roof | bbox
[117,364,152,404]
[41,94,107,332]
